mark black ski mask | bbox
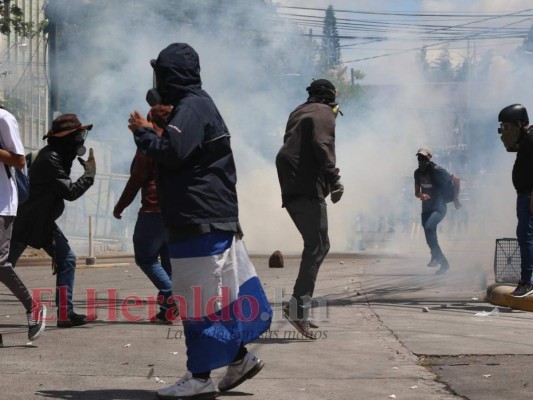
[417,155,431,172]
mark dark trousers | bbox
[516,193,533,283]
[285,196,330,316]
[9,227,77,318]
[421,206,448,266]
[0,216,33,312]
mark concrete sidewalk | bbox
[1,243,531,400]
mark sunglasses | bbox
[498,122,517,134]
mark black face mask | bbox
[418,156,430,172]
[499,122,522,152]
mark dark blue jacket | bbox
[134,43,238,229]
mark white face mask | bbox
[499,123,522,152]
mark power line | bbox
[277,11,532,38]
[343,14,532,64]
[275,6,533,64]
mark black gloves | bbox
[330,181,344,204]
[78,148,96,178]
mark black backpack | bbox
[437,169,460,204]
[429,165,459,204]
[441,174,456,203]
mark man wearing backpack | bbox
[0,107,46,340]
[414,147,461,275]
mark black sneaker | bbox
[307,318,319,329]
[281,301,319,328]
[57,312,96,328]
[435,264,449,275]
[427,259,439,267]
[511,282,533,297]
[27,304,46,341]
[150,309,179,324]
[282,304,316,340]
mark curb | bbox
[485,283,533,312]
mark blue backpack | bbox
[3,164,29,204]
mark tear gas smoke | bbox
[49,0,533,257]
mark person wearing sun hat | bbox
[8,113,97,327]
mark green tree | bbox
[417,48,431,79]
[0,0,47,38]
[431,46,455,82]
[418,46,462,82]
[318,5,341,72]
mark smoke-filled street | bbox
[1,242,532,399]
[2,1,533,399]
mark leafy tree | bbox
[417,48,431,79]
[0,0,47,38]
[417,46,469,82]
[454,58,469,82]
[432,46,455,82]
[318,5,341,72]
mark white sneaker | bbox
[156,372,217,400]
[218,351,265,392]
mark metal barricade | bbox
[494,238,521,283]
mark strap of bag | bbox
[0,141,13,179]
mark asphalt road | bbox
[1,239,532,400]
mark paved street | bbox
[1,236,532,400]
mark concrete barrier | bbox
[486,283,533,312]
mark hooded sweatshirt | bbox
[134,43,239,239]
[275,98,340,205]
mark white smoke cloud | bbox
[54,1,533,261]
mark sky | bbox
[48,0,533,262]
[274,0,533,83]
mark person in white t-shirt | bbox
[0,107,46,340]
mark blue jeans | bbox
[516,193,533,283]
[9,226,77,318]
[421,206,448,265]
[133,212,172,312]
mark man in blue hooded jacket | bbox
[128,43,272,400]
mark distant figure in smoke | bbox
[113,104,178,324]
[275,78,344,339]
[9,114,97,327]
[128,43,271,400]
[0,106,46,340]
[498,104,533,297]
[414,147,460,275]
